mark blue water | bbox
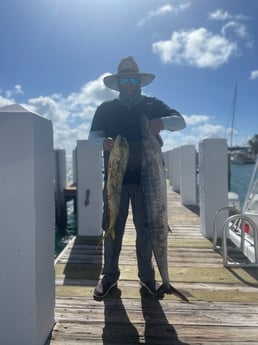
[229,163,254,208]
[55,201,77,257]
[55,162,255,256]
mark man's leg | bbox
[129,184,155,284]
[100,185,129,283]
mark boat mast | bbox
[230,83,238,148]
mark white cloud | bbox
[151,9,251,69]
[208,9,231,21]
[153,4,174,16]
[152,28,237,68]
[137,2,191,27]
[23,75,116,153]
[179,2,191,11]
[221,21,248,40]
[4,84,24,98]
[161,130,186,152]
[28,95,70,122]
[196,123,225,138]
[208,9,253,49]
[63,74,116,124]
[184,114,209,125]
[161,121,227,152]
[250,70,258,80]
[0,78,245,155]
[14,85,24,94]
[208,9,250,22]
[0,95,14,107]
[221,21,253,48]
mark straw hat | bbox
[103,56,155,91]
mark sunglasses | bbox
[119,77,139,85]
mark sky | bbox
[0,0,258,155]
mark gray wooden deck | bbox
[48,183,258,344]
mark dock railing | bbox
[213,157,258,267]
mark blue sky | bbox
[0,0,258,154]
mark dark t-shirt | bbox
[90,96,180,184]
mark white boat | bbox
[227,84,256,165]
[227,157,258,236]
[223,157,258,266]
[230,148,256,164]
[228,191,240,209]
[243,157,258,218]
[231,157,258,237]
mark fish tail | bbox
[96,234,104,249]
[104,225,115,240]
[158,283,189,303]
[96,225,115,248]
[168,225,173,233]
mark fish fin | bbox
[104,225,115,240]
[158,283,189,303]
[96,226,115,249]
[96,234,104,249]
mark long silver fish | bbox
[141,114,189,302]
[105,135,129,240]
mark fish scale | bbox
[100,135,129,244]
[141,114,189,302]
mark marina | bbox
[1,105,258,344]
[49,184,258,345]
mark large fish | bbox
[105,135,129,240]
[141,114,189,302]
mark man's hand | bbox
[103,137,115,151]
[150,118,164,135]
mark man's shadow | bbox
[100,286,189,344]
[102,287,140,344]
[140,288,189,345]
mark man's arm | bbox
[150,114,186,135]
[88,130,105,149]
[161,114,186,131]
[88,131,115,151]
[148,98,186,133]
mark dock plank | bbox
[49,182,258,344]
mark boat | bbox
[230,156,258,237]
[229,147,256,164]
[227,84,256,164]
[223,157,258,266]
[243,157,258,215]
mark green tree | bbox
[248,134,258,154]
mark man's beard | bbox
[119,87,141,107]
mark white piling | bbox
[198,138,228,239]
[163,151,170,179]
[55,149,67,226]
[166,150,173,185]
[76,140,103,236]
[0,104,55,345]
[180,145,197,205]
[72,149,77,185]
[170,147,181,193]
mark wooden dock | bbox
[49,184,258,344]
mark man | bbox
[89,56,186,299]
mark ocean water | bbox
[229,163,254,208]
[55,155,76,256]
[55,201,77,257]
[55,161,256,256]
